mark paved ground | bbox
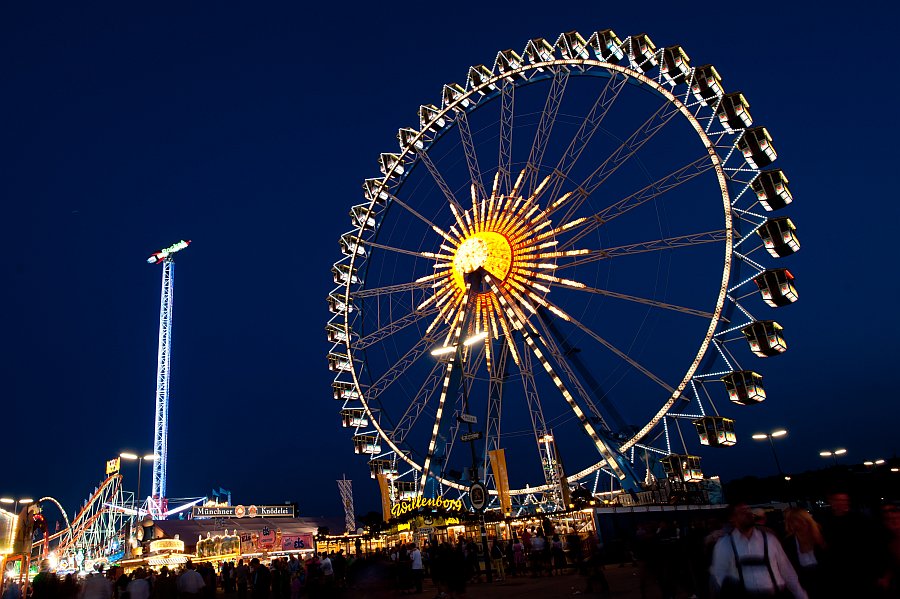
[412,565,688,599]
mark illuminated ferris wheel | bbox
[327,30,799,512]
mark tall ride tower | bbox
[146,239,191,519]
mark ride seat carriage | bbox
[741,321,787,357]
[662,46,691,85]
[691,65,723,106]
[341,408,368,428]
[394,480,417,500]
[722,370,766,405]
[353,434,381,455]
[738,127,777,168]
[757,217,800,258]
[368,458,397,479]
[753,268,798,307]
[588,29,624,62]
[660,454,703,482]
[716,92,752,131]
[628,33,658,72]
[326,322,349,344]
[328,352,354,372]
[752,170,793,212]
[694,416,736,447]
[332,380,359,401]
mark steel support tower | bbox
[146,240,190,519]
[337,475,355,534]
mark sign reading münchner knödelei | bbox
[191,505,295,518]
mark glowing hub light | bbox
[452,231,512,291]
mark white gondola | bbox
[691,65,723,105]
[752,170,792,211]
[339,232,366,258]
[716,92,752,131]
[661,46,691,85]
[332,263,360,286]
[694,416,737,447]
[741,321,787,357]
[753,268,798,307]
[332,380,359,401]
[722,370,766,405]
[738,127,776,168]
[327,293,354,315]
[757,217,800,258]
[628,33,658,72]
[341,408,369,428]
[327,352,354,372]
[588,29,624,62]
[661,454,703,482]
[350,204,376,231]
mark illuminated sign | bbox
[106,458,121,475]
[391,496,464,518]
[149,538,184,554]
[191,505,295,518]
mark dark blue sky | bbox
[1,3,897,518]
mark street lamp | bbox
[751,429,788,476]
[120,453,156,515]
[0,497,32,513]
[819,448,847,466]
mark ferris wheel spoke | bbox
[559,155,715,249]
[389,359,445,447]
[534,310,611,430]
[413,144,465,214]
[487,275,626,480]
[554,283,718,320]
[498,80,515,195]
[365,334,438,402]
[352,280,431,299]
[482,340,509,480]
[564,309,675,394]
[545,73,630,204]
[558,100,682,225]
[355,308,437,350]
[522,68,569,194]
[364,240,430,258]
[456,110,487,202]
[557,229,728,269]
[420,293,472,492]
[439,346,485,481]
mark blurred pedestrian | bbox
[783,508,825,598]
[710,502,807,598]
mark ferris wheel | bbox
[327,30,799,511]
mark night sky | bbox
[2,3,897,519]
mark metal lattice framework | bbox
[328,30,799,511]
[337,476,355,534]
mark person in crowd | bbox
[876,502,900,597]
[249,558,270,599]
[530,532,546,577]
[512,533,526,577]
[80,565,114,599]
[490,539,505,582]
[151,567,176,599]
[782,508,826,598]
[177,562,206,599]
[126,569,150,599]
[30,560,58,599]
[409,543,424,593]
[820,490,879,597]
[234,559,249,599]
[710,502,807,598]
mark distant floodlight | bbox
[864,461,874,466]
[463,331,488,346]
[0,498,13,504]
[771,429,787,437]
[819,451,833,457]
[834,448,847,455]
[18,499,33,504]
[784,476,792,481]
[430,346,456,357]
[875,459,886,465]
[120,452,139,460]
[752,434,768,440]
[144,454,157,461]
[892,468,899,473]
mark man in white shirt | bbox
[177,562,206,597]
[710,503,807,598]
[410,544,424,593]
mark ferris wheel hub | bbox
[452,229,512,288]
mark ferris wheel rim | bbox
[336,51,736,494]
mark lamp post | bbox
[751,429,788,477]
[431,329,493,583]
[818,448,847,466]
[0,497,33,514]
[120,453,156,516]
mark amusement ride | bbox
[328,29,800,514]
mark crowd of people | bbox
[3,491,900,599]
[621,491,900,598]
